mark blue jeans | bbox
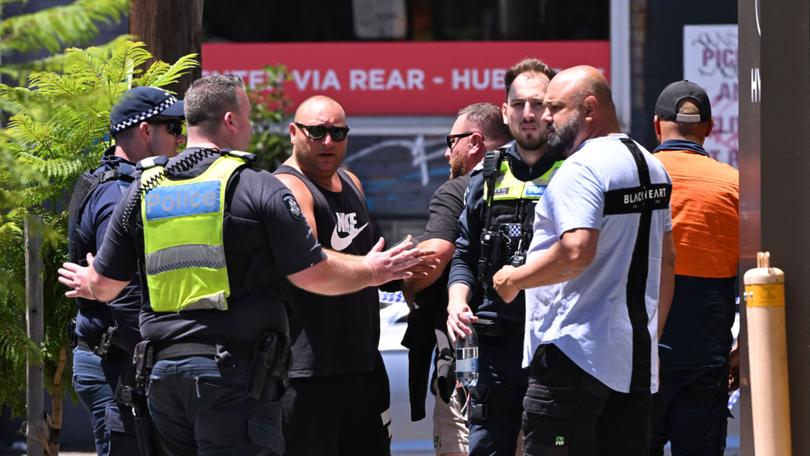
[147,355,284,456]
[72,347,139,456]
[468,333,527,456]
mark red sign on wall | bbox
[202,41,610,115]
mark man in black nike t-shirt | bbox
[275,95,393,456]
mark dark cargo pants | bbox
[650,367,730,456]
[522,344,652,456]
[147,355,283,456]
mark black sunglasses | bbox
[294,122,350,142]
[148,119,184,137]
[445,131,475,149]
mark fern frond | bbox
[0,0,128,54]
[22,34,136,74]
[0,82,31,112]
[7,113,56,156]
[103,41,153,88]
[38,157,90,180]
[139,54,199,89]
[0,315,40,363]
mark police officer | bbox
[62,86,185,456]
[493,65,676,454]
[58,74,427,456]
[401,103,512,456]
[446,59,561,456]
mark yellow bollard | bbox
[744,251,792,456]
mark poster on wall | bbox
[683,25,738,168]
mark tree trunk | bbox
[129,0,203,96]
[46,347,67,455]
[25,215,44,456]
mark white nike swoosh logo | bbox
[330,222,369,251]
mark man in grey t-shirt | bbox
[492,66,676,455]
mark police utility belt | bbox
[131,329,290,400]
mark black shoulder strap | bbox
[67,171,98,263]
[620,137,651,187]
[336,168,368,212]
[616,137,671,394]
[101,169,136,185]
[273,165,332,229]
[67,167,137,263]
[603,139,671,216]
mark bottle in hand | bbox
[455,312,479,389]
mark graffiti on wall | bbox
[344,135,450,216]
[684,25,739,168]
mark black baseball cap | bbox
[109,86,184,135]
[655,80,711,123]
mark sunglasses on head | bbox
[445,131,475,149]
[148,119,184,137]
[294,122,350,142]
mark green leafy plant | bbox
[246,65,293,171]
[0,0,130,80]
[0,38,198,418]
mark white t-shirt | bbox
[524,133,672,394]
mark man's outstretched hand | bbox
[364,236,438,285]
[58,252,96,300]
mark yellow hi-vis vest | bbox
[484,159,564,203]
[140,154,247,313]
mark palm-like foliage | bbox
[0,0,128,54]
[0,37,198,414]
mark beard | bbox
[546,114,581,160]
[449,153,466,179]
[509,122,547,152]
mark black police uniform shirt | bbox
[448,142,558,323]
[71,146,142,351]
[93,148,326,346]
[274,166,379,378]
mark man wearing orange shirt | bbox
[649,81,739,456]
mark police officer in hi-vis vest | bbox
[64,86,185,456]
[58,74,431,456]
[446,58,564,456]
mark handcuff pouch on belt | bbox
[247,329,290,401]
[71,324,118,360]
[95,326,116,358]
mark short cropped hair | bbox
[504,58,556,98]
[458,103,511,147]
[184,74,245,130]
[673,99,711,138]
